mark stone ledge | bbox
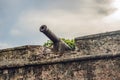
[0,45,41,52]
[0,30,120,69]
[0,50,120,69]
[75,30,120,55]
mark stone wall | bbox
[0,30,120,80]
[0,56,120,80]
[75,30,120,55]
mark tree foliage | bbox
[43,38,75,50]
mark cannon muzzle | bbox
[40,25,72,52]
[40,25,60,43]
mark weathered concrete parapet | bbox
[75,30,120,55]
[0,30,120,80]
[0,45,120,80]
[0,45,46,68]
[0,45,120,69]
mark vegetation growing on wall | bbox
[43,38,75,50]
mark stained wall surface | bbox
[0,30,120,80]
[0,56,120,80]
[75,30,120,55]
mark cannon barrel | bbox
[40,25,60,43]
[40,25,72,52]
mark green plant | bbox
[43,38,75,50]
[61,38,75,50]
[43,40,53,47]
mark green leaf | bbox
[43,38,75,50]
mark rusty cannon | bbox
[40,25,72,52]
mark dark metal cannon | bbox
[40,25,72,52]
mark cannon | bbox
[40,25,72,52]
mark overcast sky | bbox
[0,0,120,49]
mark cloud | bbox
[0,43,12,49]
[6,0,116,38]
[8,0,119,40]
[0,19,3,37]
[104,0,120,21]
[43,0,115,17]
[0,0,119,48]
[10,29,22,36]
[0,18,2,26]
[11,8,116,39]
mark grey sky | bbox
[0,0,120,49]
